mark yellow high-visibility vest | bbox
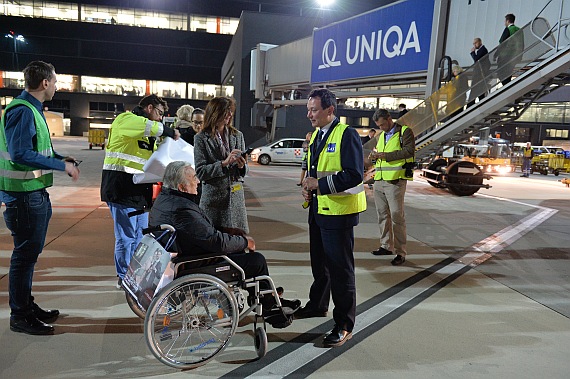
[308,123,366,215]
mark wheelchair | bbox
[123,224,290,369]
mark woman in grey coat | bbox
[194,96,249,233]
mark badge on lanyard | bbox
[231,183,243,193]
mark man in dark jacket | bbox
[149,161,300,325]
[496,13,523,85]
[467,37,491,107]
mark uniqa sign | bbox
[311,0,435,84]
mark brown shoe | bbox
[323,325,352,347]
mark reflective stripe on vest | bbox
[0,99,54,191]
[308,123,367,216]
[374,125,414,181]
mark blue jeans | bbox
[107,202,148,279]
[3,189,52,318]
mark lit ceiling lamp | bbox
[317,0,335,9]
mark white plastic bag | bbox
[133,137,194,184]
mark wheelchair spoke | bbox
[145,275,238,369]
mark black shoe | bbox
[391,255,406,266]
[116,277,123,290]
[264,306,293,329]
[32,303,60,323]
[10,316,54,335]
[280,298,302,314]
[371,247,393,256]
[323,325,352,347]
[294,305,328,319]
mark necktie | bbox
[318,129,325,144]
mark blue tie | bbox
[318,129,325,146]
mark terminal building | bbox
[0,0,388,137]
[1,0,569,151]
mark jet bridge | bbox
[401,2,570,195]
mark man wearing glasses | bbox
[100,94,180,288]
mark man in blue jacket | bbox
[0,61,80,335]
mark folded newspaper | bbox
[133,137,194,184]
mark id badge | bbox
[231,183,243,193]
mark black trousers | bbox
[307,221,356,332]
[229,251,271,294]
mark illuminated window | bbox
[3,1,235,34]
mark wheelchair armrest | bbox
[171,251,230,264]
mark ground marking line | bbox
[231,192,558,378]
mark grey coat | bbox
[193,130,249,233]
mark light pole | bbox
[4,31,26,71]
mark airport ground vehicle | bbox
[530,147,568,175]
[88,128,106,149]
[123,225,292,369]
[457,138,514,175]
[511,144,568,175]
[250,138,305,165]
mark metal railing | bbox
[398,0,570,149]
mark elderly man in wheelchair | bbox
[123,161,300,368]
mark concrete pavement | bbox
[1,137,570,378]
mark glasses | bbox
[192,120,204,125]
[154,107,164,117]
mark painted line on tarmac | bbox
[221,194,559,378]
[460,193,558,266]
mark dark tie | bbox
[317,129,325,146]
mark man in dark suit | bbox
[496,13,522,85]
[467,37,491,107]
[296,88,366,348]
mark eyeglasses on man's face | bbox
[192,120,204,125]
[154,107,164,117]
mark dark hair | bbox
[139,94,168,112]
[23,61,55,90]
[372,108,392,122]
[399,103,407,109]
[308,88,337,114]
[191,108,205,118]
[505,13,515,24]
[202,97,237,137]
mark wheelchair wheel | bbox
[144,274,239,369]
[125,292,145,319]
[254,326,267,359]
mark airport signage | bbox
[311,0,435,83]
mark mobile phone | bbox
[241,147,254,158]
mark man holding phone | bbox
[0,61,80,335]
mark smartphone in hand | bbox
[241,147,254,158]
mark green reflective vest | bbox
[374,125,414,181]
[0,99,54,192]
[307,123,366,216]
[103,111,164,174]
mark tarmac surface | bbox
[1,137,570,378]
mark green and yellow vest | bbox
[0,99,54,192]
[374,125,414,181]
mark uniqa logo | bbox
[318,39,342,69]
[317,21,422,70]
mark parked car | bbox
[250,138,305,165]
